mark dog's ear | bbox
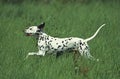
[38,22,45,29]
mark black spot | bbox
[58,45,61,48]
[54,49,57,51]
[74,44,76,46]
[80,46,82,49]
[56,43,58,45]
[83,42,85,44]
[49,43,52,46]
[49,40,52,42]
[61,47,64,50]
[45,41,47,43]
[80,42,82,45]
[66,41,68,44]
[63,44,67,47]
[62,41,64,43]
[47,37,49,40]
[51,47,54,49]
[68,38,72,40]
[47,46,50,50]
[48,42,50,44]
[85,46,89,50]
[55,39,57,40]
[40,37,44,41]
[63,44,65,47]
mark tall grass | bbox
[0,1,120,79]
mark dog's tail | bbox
[84,24,105,42]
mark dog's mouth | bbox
[25,33,33,36]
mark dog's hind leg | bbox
[84,49,99,61]
[78,46,99,61]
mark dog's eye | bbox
[30,28,32,30]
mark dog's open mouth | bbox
[26,33,33,36]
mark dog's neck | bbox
[34,32,44,40]
[36,32,49,40]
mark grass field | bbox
[0,1,120,79]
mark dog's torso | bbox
[37,33,87,54]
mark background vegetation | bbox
[0,0,120,79]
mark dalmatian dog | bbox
[24,22,105,61]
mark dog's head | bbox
[24,22,45,36]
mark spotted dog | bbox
[24,22,105,61]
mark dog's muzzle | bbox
[25,33,33,36]
[23,30,33,36]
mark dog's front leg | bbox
[25,52,38,59]
[25,50,45,59]
[37,50,46,56]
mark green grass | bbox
[0,1,120,79]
